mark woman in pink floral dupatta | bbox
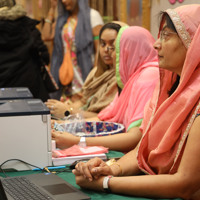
[73,4,200,199]
[98,26,159,131]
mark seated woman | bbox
[73,4,200,199]
[51,26,159,152]
[45,22,121,119]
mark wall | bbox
[150,0,200,39]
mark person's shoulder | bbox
[90,8,104,27]
[87,66,98,77]
[22,16,39,28]
[90,8,101,17]
[138,66,159,81]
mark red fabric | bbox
[52,145,108,158]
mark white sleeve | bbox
[90,8,104,28]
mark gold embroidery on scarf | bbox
[166,9,191,49]
[171,100,200,172]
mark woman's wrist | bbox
[74,135,81,145]
[106,159,122,176]
[45,19,53,24]
[102,175,113,193]
[78,137,86,147]
[64,107,74,117]
[65,133,80,147]
[46,7,55,22]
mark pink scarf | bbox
[98,26,159,131]
[137,4,200,175]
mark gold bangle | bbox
[106,159,122,176]
[45,19,52,24]
[69,107,73,114]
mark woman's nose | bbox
[104,45,109,52]
[153,39,161,50]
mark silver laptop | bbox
[0,173,90,200]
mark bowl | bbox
[54,121,125,137]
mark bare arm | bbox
[85,126,141,152]
[45,99,98,119]
[75,116,200,199]
[41,0,57,41]
[92,25,103,66]
[78,145,142,177]
[74,147,141,186]
[52,126,142,152]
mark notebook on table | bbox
[0,173,90,200]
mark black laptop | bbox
[0,173,90,200]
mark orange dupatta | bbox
[137,5,200,175]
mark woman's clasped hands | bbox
[72,157,120,190]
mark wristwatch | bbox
[78,137,86,147]
[64,110,70,117]
[64,107,73,117]
[103,175,113,193]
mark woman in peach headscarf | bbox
[51,26,159,152]
[73,4,200,199]
[98,26,159,131]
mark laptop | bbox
[0,173,90,200]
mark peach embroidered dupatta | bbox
[137,5,200,175]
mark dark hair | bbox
[168,75,180,96]
[99,22,121,39]
[99,22,121,94]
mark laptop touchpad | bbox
[43,183,77,195]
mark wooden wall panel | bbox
[142,0,151,30]
[97,0,104,16]
[119,0,127,23]
[18,0,151,30]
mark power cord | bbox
[0,159,72,177]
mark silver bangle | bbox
[45,19,52,24]
[103,175,113,193]
[78,137,86,147]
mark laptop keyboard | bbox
[2,176,54,200]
